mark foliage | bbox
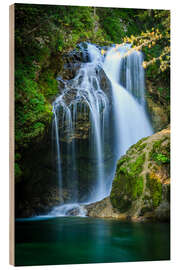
[155,153,170,164]
[149,138,170,165]
[122,10,170,73]
[97,8,170,74]
[15,65,53,147]
[97,8,143,43]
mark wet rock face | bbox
[57,42,92,81]
[55,44,113,144]
[146,96,169,132]
[57,42,112,99]
[98,68,112,102]
[145,80,170,132]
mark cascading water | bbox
[50,43,153,216]
[104,44,153,156]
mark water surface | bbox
[15,217,170,266]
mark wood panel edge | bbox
[9,3,15,266]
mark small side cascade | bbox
[119,49,145,104]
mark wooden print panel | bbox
[10,4,170,266]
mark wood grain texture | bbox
[9,4,15,266]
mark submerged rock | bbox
[86,127,170,222]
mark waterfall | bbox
[103,44,153,156]
[50,43,153,216]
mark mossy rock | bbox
[149,137,170,167]
[110,127,170,221]
[110,153,145,212]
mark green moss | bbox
[110,175,132,212]
[118,166,128,175]
[117,156,130,167]
[110,173,144,212]
[110,153,145,212]
[133,141,147,152]
[132,176,144,199]
[155,153,170,164]
[146,173,162,208]
[152,140,162,149]
[129,153,146,176]
[137,143,147,152]
[128,137,148,152]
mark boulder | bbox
[86,127,170,222]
